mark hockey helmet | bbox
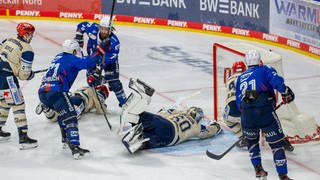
[16,22,35,43]
[186,106,204,123]
[100,16,114,28]
[245,49,261,67]
[232,61,246,74]
[62,39,80,55]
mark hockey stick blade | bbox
[206,138,241,160]
[206,102,284,160]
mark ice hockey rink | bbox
[0,19,319,180]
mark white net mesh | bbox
[213,42,320,144]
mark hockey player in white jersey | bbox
[120,78,222,154]
[0,22,38,149]
[222,61,247,148]
[36,85,109,123]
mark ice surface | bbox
[0,19,319,180]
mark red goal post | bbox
[212,42,320,144]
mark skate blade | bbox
[20,143,38,150]
[73,152,90,160]
[0,136,10,142]
[258,176,267,180]
[62,143,68,149]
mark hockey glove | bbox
[96,40,110,56]
[87,68,102,87]
[27,71,35,80]
[281,86,295,104]
[75,32,84,48]
[96,85,109,99]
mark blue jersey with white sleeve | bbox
[235,65,286,110]
[38,52,100,92]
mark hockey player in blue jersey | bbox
[235,50,294,180]
[75,16,126,107]
[119,78,222,154]
[38,39,108,159]
[223,61,294,152]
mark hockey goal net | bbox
[213,42,320,144]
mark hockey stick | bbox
[91,0,116,131]
[92,87,112,130]
[206,101,285,160]
[34,68,48,74]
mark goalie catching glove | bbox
[281,86,295,104]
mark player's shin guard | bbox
[269,140,288,175]
[108,80,127,107]
[247,138,262,167]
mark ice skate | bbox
[18,130,38,150]
[68,143,90,159]
[0,127,11,141]
[255,165,268,180]
[278,174,293,180]
[236,138,248,149]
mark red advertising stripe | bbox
[0,9,319,58]
[0,0,101,14]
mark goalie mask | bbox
[186,107,204,123]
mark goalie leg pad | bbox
[122,123,150,154]
[120,78,155,130]
[129,78,155,97]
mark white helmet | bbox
[100,16,113,28]
[245,49,261,67]
[62,39,80,54]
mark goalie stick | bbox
[206,102,284,160]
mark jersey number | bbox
[174,115,191,132]
[240,79,256,95]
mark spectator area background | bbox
[0,0,319,58]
